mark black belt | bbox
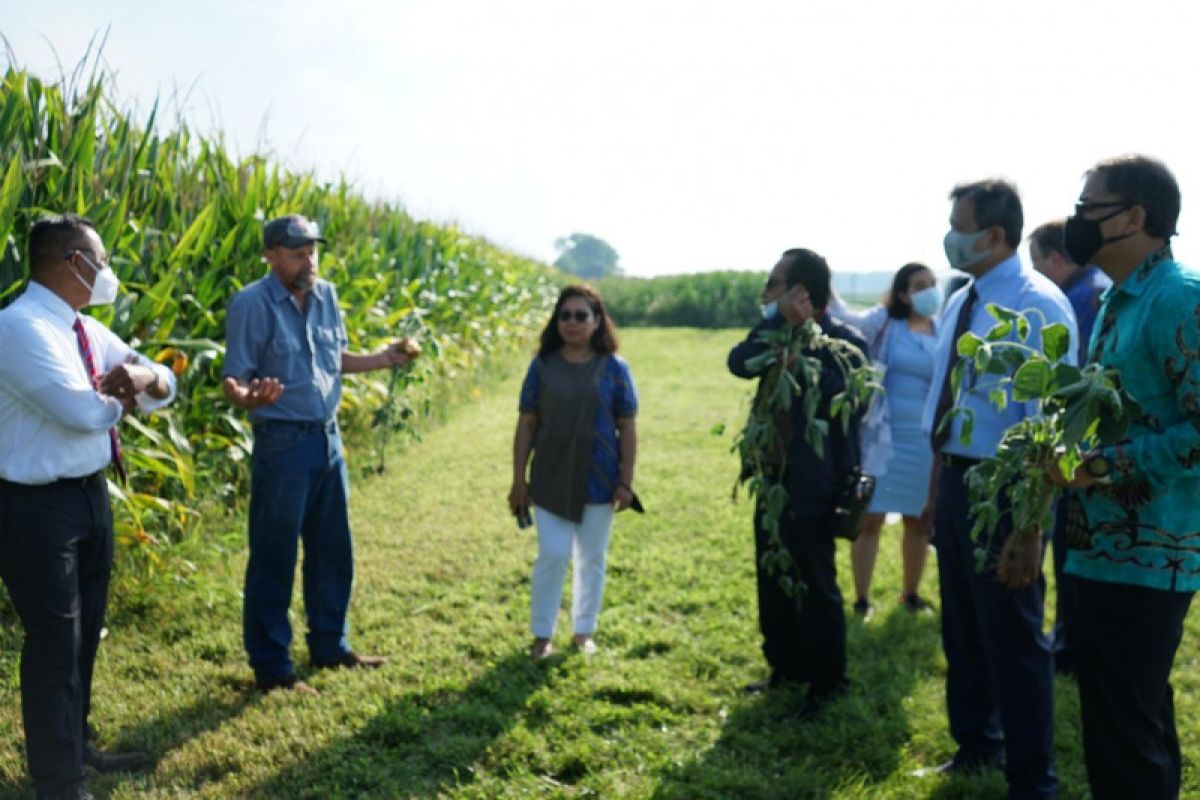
[0,471,104,490]
[940,453,981,470]
[253,419,338,434]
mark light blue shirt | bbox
[921,253,1079,459]
[222,272,348,423]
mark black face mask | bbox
[1063,203,1134,266]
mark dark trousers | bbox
[754,509,846,692]
[0,474,113,798]
[1050,495,1077,672]
[245,421,354,682]
[1075,577,1193,800]
[934,464,1056,799]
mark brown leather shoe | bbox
[571,635,598,655]
[530,638,554,661]
[256,674,320,696]
[315,652,387,670]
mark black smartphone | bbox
[517,508,533,529]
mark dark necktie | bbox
[72,317,127,484]
[931,285,978,454]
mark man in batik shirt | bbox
[1053,155,1200,800]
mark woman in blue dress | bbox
[830,263,941,618]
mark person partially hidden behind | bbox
[728,248,868,721]
[1028,218,1111,675]
[0,214,175,800]
[222,214,420,696]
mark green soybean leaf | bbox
[1012,360,1052,401]
[1042,322,1071,362]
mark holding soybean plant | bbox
[734,316,881,599]
[939,304,1141,570]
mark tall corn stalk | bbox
[0,55,558,583]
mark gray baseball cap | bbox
[263,214,327,249]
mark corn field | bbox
[0,61,559,583]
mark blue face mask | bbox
[910,286,941,318]
[943,228,993,271]
[760,300,779,319]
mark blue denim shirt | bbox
[1065,249,1200,592]
[223,273,348,423]
[922,254,1079,459]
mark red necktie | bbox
[72,317,127,484]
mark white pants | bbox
[530,503,615,639]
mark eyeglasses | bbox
[1074,200,1128,216]
[65,249,110,269]
[558,310,593,323]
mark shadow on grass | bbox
[650,605,954,799]
[0,676,258,799]
[244,651,555,798]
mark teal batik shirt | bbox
[1064,247,1200,592]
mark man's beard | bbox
[293,271,316,291]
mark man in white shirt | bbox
[0,214,175,800]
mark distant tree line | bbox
[596,271,764,328]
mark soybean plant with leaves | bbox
[733,319,880,600]
[941,304,1141,570]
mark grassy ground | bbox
[1,327,1197,798]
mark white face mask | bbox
[910,286,942,318]
[760,300,779,319]
[70,251,120,306]
[943,229,993,271]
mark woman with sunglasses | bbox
[509,285,639,660]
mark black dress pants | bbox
[934,463,1056,799]
[1075,576,1193,800]
[0,474,113,798]
[754,508,846,691]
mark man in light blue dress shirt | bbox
[222,215,419,695]
[918,181,1077,799]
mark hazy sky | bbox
[4,1,1200,276]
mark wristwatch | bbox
[1084,453,1114,483]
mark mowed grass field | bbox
[1,327,1198,798]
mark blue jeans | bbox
[245,420,353,681]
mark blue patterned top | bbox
[1065,249,1200,592]
[520,353,638,503]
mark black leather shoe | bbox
[84,744,150,773]
[795,680,849,722]
[743,672,804,694]
[910,754,1003,777]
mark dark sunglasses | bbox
[1073,200,1129,216]
[558,309,593,323]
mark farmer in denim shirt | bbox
[222,214,419,695]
